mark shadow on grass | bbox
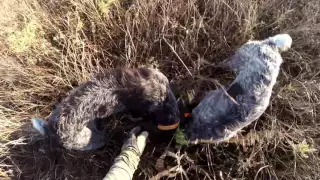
[1,117,183,179]
[1,122,126,180]
[0,112,283,179]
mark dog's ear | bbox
[31,118,48,135]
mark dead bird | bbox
[184,34,292,144]
[31,68,180,151]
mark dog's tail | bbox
[31,118,48,135]
[264,34,292,52]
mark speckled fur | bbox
[186,34,292,143]
[40,68,179,150]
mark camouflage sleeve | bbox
[103,127,148,180]
[102,148,140,180]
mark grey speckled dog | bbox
[32,68,180,151]
[186,34,292,144]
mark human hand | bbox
[103,127,148,180]
[122,126,149,156]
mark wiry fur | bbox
[34,68,180,150]
[186,34,292,143]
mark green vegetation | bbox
[175,128,188,146]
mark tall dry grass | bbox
[0,0,319,179]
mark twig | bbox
[153,149,193,180]
[162,37,193,77]
[150,165,180,180]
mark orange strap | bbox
[157,122,180,131]
[157,112,191,131]
[184,113,192,117]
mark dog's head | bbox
[150,88,180,131]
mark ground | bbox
[0,0,319,179]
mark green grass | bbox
[8,19,41,53]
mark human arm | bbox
[103,126,148,180]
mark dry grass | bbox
[0,0,319,179]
